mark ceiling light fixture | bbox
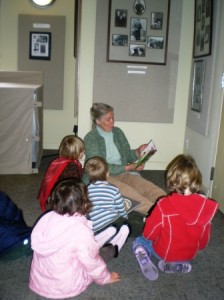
[30,0,55,8]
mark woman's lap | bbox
[108,172,166,215]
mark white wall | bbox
[0,0,77,149]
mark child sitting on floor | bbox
[84,156,128,233]
[30,178,130,299]
[37,135,84,211]
[133,154,219,280]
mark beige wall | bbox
[0,0,195,170]
[0,0,77,149]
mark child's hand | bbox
[110,272,121,283]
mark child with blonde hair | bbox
[37,135,84,211]
[133,154,219,280]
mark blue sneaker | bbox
[134,245,159,280]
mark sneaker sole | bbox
[158,260,192,274]
[134,246,159,280]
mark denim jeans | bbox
[133,236,161,260]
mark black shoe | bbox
[100,243,119,262]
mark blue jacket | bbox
[0,191,32,256]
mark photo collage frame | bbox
[107,0,170,64]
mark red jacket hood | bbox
[158,193,218,226]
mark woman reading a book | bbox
[83,103,166,215]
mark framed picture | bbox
[193,0,212,58]
[115,9,128,27]
[112,34,128,46]
[29,32,51,60]
[147,36,164,49]
[107,0,170,64]
[130,17,147,42]
[191,60,205,112]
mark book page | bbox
[135,139,157,168]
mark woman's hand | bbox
[125,162,145,172]
[136,144,148,157]
[109,272,121,283]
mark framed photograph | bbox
[107,0,170,64]
[29,32,51,60]
[129,43,146,56]
[193,0,212,58]
[130,17,147,42]
[115,9,128,27]
[112,34,128,46]
[133,0,146,15]
[147,36,164,49]
[191,60,205,112]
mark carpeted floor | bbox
[0,151,224,300]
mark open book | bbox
[135,139,157,169]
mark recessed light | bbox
[30,0,55,8]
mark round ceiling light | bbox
[30,0,55,8]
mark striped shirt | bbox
[87,181,128,232]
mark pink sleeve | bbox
[76,229,111,285]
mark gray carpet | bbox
[0,151,224,300]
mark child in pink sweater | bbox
[30,178,129,299]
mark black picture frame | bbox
[191,60,205,112]
[107,0,170,64]
[29,32,51,60]
[193,0,212,58]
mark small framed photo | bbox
[129,44,146,57]
[112,34,128,46]
[147,36,164,49]
[114,9,128,27]
[29,32,51,60]
[151,12,163,29]
[193,0,212,58]
[130,17,147,42]
[133,0,146,15]
[191,60,205,112]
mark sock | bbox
[110,224,130,251]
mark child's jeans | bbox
[133,236,162,260]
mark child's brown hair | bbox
[84,156,108,182]
[52,178,92,216]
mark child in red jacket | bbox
[37,135,84,211]
[133,154,219,280]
